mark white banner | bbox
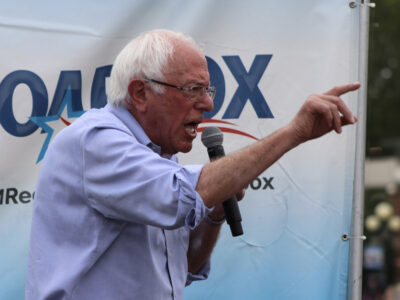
[0,1,360,299]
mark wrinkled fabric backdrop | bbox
[0,1,361,299]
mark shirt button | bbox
[169,251,172,257]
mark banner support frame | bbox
[347,1,371,299]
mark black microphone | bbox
[201,127,243,237]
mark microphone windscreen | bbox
[201,127,223,148]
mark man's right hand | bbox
[287,82,361,145]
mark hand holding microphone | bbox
[201,127,243,237]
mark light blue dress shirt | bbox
[26,104,212,300]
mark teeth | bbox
[185,124,196,134]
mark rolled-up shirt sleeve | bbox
[82,124,211,229]
[186,260,211,286]
[176,164,213,229]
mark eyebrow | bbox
[183,80,210,87]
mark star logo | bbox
[29,87,85,163]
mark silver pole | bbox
[347,1,371,299]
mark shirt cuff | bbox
[185,259,211,286]
[176,165,213,230]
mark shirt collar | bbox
[105,104,171,159]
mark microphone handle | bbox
[222,195,243,236]
[206,145,243,237]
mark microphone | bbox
[201,127,243,237]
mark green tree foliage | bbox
[367,0,400,155]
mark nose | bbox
[195,94,214,112]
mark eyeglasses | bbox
[144,78,216,102]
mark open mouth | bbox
[184,122,199,137]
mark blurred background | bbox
[362,1,400,299]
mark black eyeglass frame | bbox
[144,78,216,101]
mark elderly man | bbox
[26,29,360,299]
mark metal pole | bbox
[347,1,371,299]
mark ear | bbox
[127,79,147,113]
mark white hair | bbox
[107,29,199,107]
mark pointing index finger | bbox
[324,82,361,97]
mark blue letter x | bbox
[222,55,273,119]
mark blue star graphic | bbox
[30,87,85,163]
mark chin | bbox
[177,142,193,154]
[163,142,193,155]
[179,146,192,154]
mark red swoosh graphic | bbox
[201,119,236,126]
[197,126,259,141]
[198,118,259,141]
[58,115,71,126]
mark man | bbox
[26,29,360,299]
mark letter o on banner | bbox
[0,70,48,137]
